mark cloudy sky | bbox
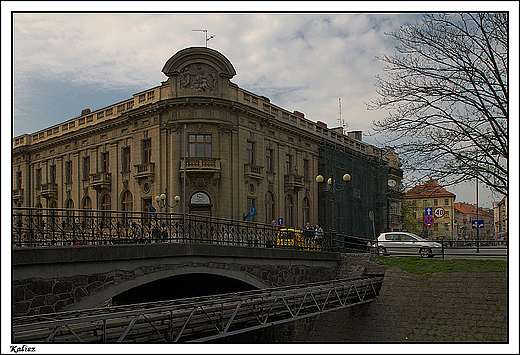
[4,3,516,208]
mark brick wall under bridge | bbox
[12,243,359,316]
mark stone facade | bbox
[13,46,399,232]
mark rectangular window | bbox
[434,199,438,206]
[303,159,309,180]
[50,165,56,184]
[143,139,152,163]
[266,149,273,173]
[16,171,22,190]
[102,152,109,173]
[139,94,146,103]
[285,155,292,175]
[65,161,73,183]
[122,147,131,172]
[83,157,90,180]
[35,168,42,189]
[189,134,212,158]
[445,199,449,206]
[247,141,255,165]
[423,200,428,206]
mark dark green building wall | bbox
[317,141,388,239]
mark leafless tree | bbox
[368,13,508,196]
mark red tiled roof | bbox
[405,180,456,199]
[454,202,494,217]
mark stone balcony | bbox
[284,174,304,190]
[90,172,112,192]
[133,162,155,184]
[40,183,58,199]
[13,188,24,202]
[244,164,264,181]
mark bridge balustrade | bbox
[12,207,370,253]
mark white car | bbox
[375,232,442,258]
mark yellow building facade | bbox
[404,180,456,240]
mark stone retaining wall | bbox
[13,261,335,316]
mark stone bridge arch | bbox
[13,243,339,316]
[70,266,268,310]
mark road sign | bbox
[433,207,445,218]
[472,220,484,229]
[424,215,435,227]
[277,218,284,227]
[425,207,433,216]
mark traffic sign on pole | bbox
[424,215,435,227]
[425,207,433,216]
[433,207,445,218]
[471,220,484,229]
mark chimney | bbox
[81,108,91,116]
[293,110,305,118]
[348,131,363,141]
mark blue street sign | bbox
[472,220,484,229]
[425,207,433,216]
[277,218,284,226]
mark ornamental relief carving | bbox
[180,64,218,92]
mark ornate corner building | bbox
[12,47,402,236]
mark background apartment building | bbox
[13,47,401,237]
[404,180,456,240]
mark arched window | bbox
[265,191,274,224]
[65,199,74,228]
[285,195,293,227]
[302,197,310,224]
[35,203,43,229]
[83,196,93,228]
[101,194,111,227]
[49,200,58,232]
[122,191,133,212]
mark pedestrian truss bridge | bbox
[12,276,383,343]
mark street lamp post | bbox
[155,188,181,210]
[316,172,351,251]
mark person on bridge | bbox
[303,222,314,249]
[314,223,324,248]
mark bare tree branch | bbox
[368,13,508,196]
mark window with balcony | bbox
[303,159,309,180]
[122,147,131,172]
[189,134,212,158]
[65,161,73,184]
[35,168,42,189]
[16,171,22,189]
[101,152,109,173]
[266,149,273,173]
[247,141,255,165]
[285,155,292,175]
[143,139,152,163]
[50,165,56,184]
[83,157,90,181]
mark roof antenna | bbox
[338,92,347,134]
[192,29,216,47]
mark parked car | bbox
[374,232,442,258]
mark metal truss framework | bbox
[12,276,383,343]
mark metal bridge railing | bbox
[12,276,384,343]
[11,207,371,254]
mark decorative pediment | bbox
[162,47,236,80]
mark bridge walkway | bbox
[12,276,383,343]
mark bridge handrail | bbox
[12,207,371,254]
